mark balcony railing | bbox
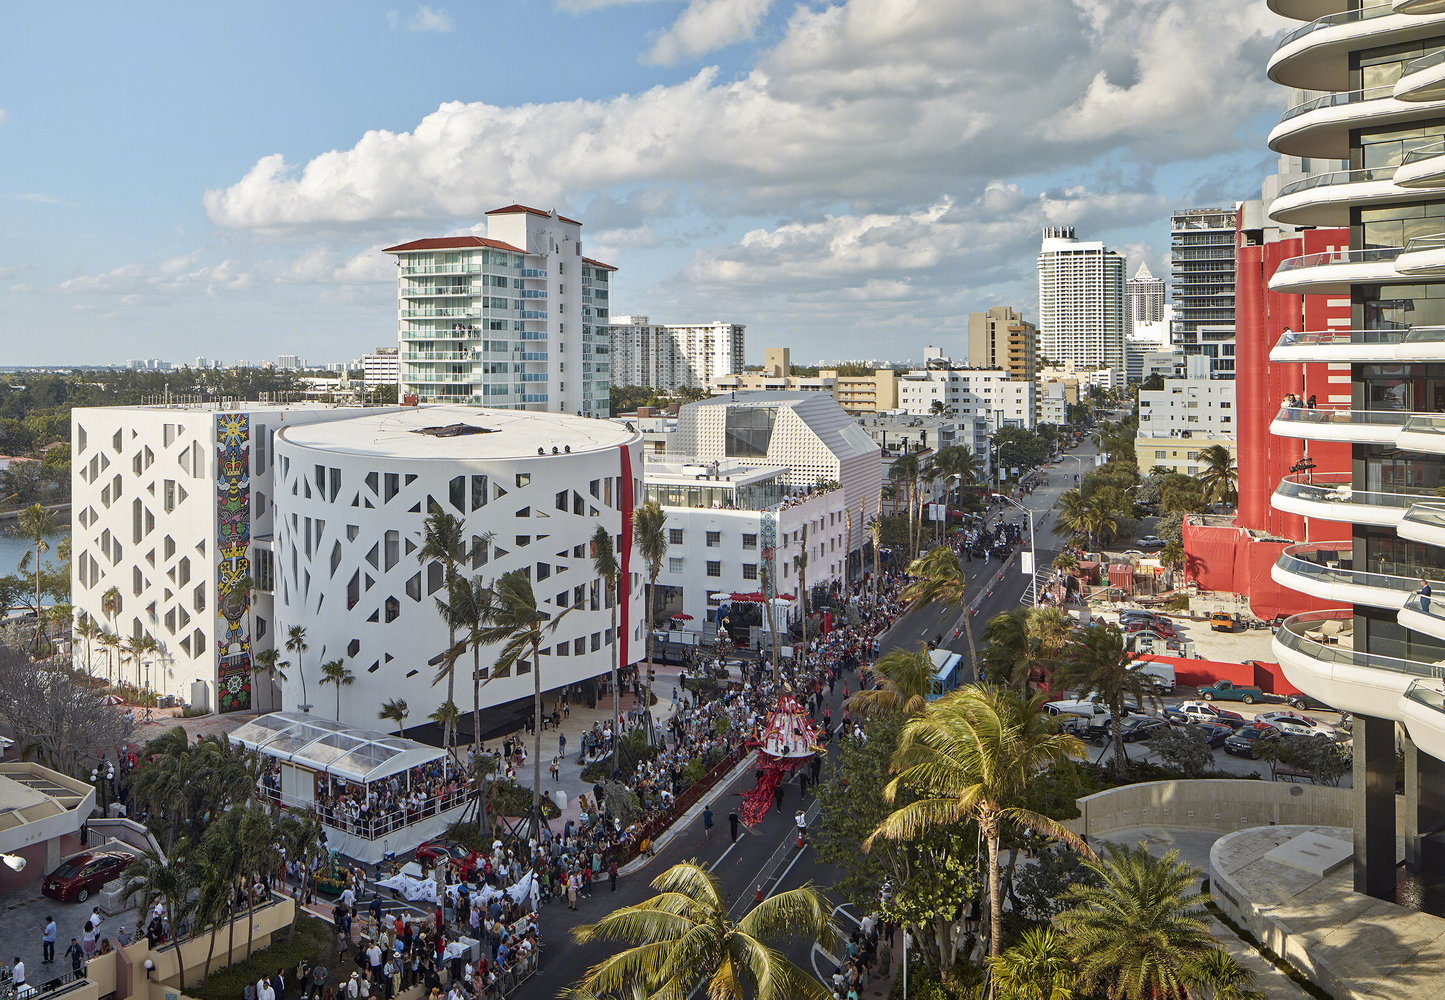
[1404,232,1445,255]
[1276,609,1445,678]
[400,307,479,318]
[399,263,483,275]
[1280,85,1394,123]
[1272,403,1416,427]
[1404,47,1445,77]
[1275,327,1409,348]
[1275,472,1437,510]
[1276,3,1392,50]
[402,285,473,297]
[1404,138,1445,165]
[1403,590,1445,631]
[1276,164,1399,198]
[1274,245,1405,271]
[1276,542,1421,595]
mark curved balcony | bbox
[1397,48,1445,101]
[1271,6,1445,92]
[1268,246,1406,293]
[1268,166,1430,226]
[1269,327,1408,362]
[1400,502,1445,547]
[1272,542,1419,608]
[1398,326,1445,363]
[1400,590,1445,641]
[1269,403,1417,444]
[1269,0,1349,18]
[1397,232,1445,274]
[1273,609,1445,721]
[1397,413,1445,452]
[1402,679,1445,761]
[1396,139,1445,188]
[1269,87,1445,160]
[1270,473,1439,527]
[1397,0,1445,12]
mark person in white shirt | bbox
[12,958,25,986]
[339,886,356,909]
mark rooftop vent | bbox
[412,423,498,438]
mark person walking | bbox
[65,938,83,976]
[567,871,579,910]
[702,806,714,839]
[43,916,56,964]
[607,860,617,892]
[1423,578,1433,614]
[728,809,740,844]
[12,957,24,990]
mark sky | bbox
[0,0,1290,368]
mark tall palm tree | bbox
[75,614,102,680]
[251,647,287,711]
[429,700,460,759]
[124,633,151,693]
[1052,552,1079,574]
[285,625,309,710]
[571,861,839,1000]
[1028,607,1074,678]
[901,545,979,673]
[980,609,1035,691]
[121,845,199,985]
[1052,623,1161,783]
[319,658,354,719]
[870,493,884,606]
[1160,541,1185,588]
[866,685,1087,960]
[98,629,121,685]
[846,646,934,717]
[16,503,57,646]
[378,697,409,737]
[793,524,809,659]
[1057,843,1261,1000]
[760,564,780,683]
[631,500,668,716]
[989,926,1075,1000]
[433,584,472,751]
[420,508,471,727]
[591,524,623,777]
[100,584,121,630]
[890,453,922,561]
[474,568,575,834]
[1196,445,1238,506]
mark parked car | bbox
[1276,688,1338,713]
[1137,535,1165,549]
[1129,659,1176,694]
[1255,710,1339,739]
[1198,680,1265,704]
[1121,549,1146,560]
[415,839,482,876]
[41,851,132,902]
[1224,723,1283,758]
[1183,722,1233,749]
[1083,715,1171,747]
[1124,618,1177,638]
[1120,609,1169,626]
[1164,701,1246,727]
[1209,612,1238,633]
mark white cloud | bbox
[272,247,396,284]
[555,0,661,11]
[0,110,8,125]
[386,10,399,28]
[54,253,252,298]
[205,0,1277,231]
[408,5,452,32]
[643,0,772,65]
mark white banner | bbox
[1020,551,1034,576]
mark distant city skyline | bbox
[0,2,1286,367]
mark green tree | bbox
[121,845,200,986]
[319,658,354,719]
[1196,445,1238,506]
[591,524,623,777]
[378,697,409,736]
[285,625,310,710]
[901,545,979,675]
[631,500,668,716]
[846,646,934,717]
[1057,843,1261,1000]
[571,861,839,1000]
[1052,624,1161,784]
[420,508,470,728]
[16,502,57,646]
[429,700,460,758]
[890,452,924,561]
[867,686,1087,959]
[252,647,288,711]
[475,568,575,834]
[990,926,1075,1000]
[75,613,102,680]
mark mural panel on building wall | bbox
[216,413,252,712]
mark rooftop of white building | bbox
[277,404,636,461]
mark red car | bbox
[1124,619,1177,638]
[42,851,132,902]
[414,839,481,876]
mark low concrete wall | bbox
[1065,779,1409,841]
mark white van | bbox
[1043,699,1110,733]
[1129,659,1176,694]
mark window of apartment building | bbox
[706,560,721,577]
[670,528,683,544]
[669,557,683,574]
[706,531,721,547]
[742,533,757,550]
[1187,452,1198,460]
[742,564,757,580]
[1188,466,1199,475]
[1155,450,1167,459]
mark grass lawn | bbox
[186,915,345,1000]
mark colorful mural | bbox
[216,412,252,713]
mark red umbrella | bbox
[671,613,694,621]
[775,594,796,601]
[100,694,125,706]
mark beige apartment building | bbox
[967,306,1038,382]
[710,347,899,414]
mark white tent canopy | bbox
[231,711,444,784]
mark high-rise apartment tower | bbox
[1037,228,1126,374]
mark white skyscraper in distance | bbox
[1037,227,1126,374]
[384,204,615,417]
[1125,263,1165,337]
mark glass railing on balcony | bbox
[1276,542,1421,595]
[1277,4,1392,49]
[402,286,472,297]
[401,351,474,362]
[1404,47,1445,78]
[520,289,547,298]
[399,264,483,275]
[1273,404,1417,428]
[520,310,548,319]
[1280,85,1394,122]
[1275,473,1440,510]
[1403,413,1445,436]
[1277,610,1445,677]
[1402,326,1445,345]
[520,268,547,278]
[1403,233,1445,256]
[1275,327,1410,348]
[1405,679,1445,714]
[1403,590,1445,630]
[1404,139,1445,165]
[400,307,479,318]
[1276,165,1399,198]
[1274,245,1405,271]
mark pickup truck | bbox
[1198,680,1265,705]
[1164,701,1245,727]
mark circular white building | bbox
[272,405,644,736]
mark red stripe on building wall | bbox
[618,442,635,668]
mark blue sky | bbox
[1,0,1287,368]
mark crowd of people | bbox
[254,762,471,840]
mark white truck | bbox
[1129,659,1176,694]
[1044,698,1141,734]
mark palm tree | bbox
[98,629,121,686]
[378,698,409,737]
[429,700,460,758]
[433,584,473,750]
[1057,488,1088,543]
[932,445,982,510]
[124,633,151,693]
[890,453,922,561]
[1029,607,1074,677]
[75,614,102,680]
[285,625,309,710]
[901,545,979,674]
[1196,445,1237,506]
[121,845,199,984]
[251,647,287,710]
[474,568,575,834]
[631,500,668,715]
[319,658,354,719]
[870,493,884,605]
[980,609,1035,691]
[866,685,1087,960]
[571,861,838,1000]
[1052,624,1161,783]
[1082,496,1118,550]
[1160,541,1185,588]
[793,524,809,658]
[760,564,780,684]
[16,503,57,646]
[846,646,934,717]
[1052,552,1079,574]
[1057,843,1260,1000]
[420,508,471,724]
[591,524,623,777]
[989,926,1075,1000]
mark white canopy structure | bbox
[230,712,444,785]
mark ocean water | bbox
[0,524,72,579]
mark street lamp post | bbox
[90,761,115,817]
[998,494,1038,605]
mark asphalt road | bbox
[511,441,1102,998]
